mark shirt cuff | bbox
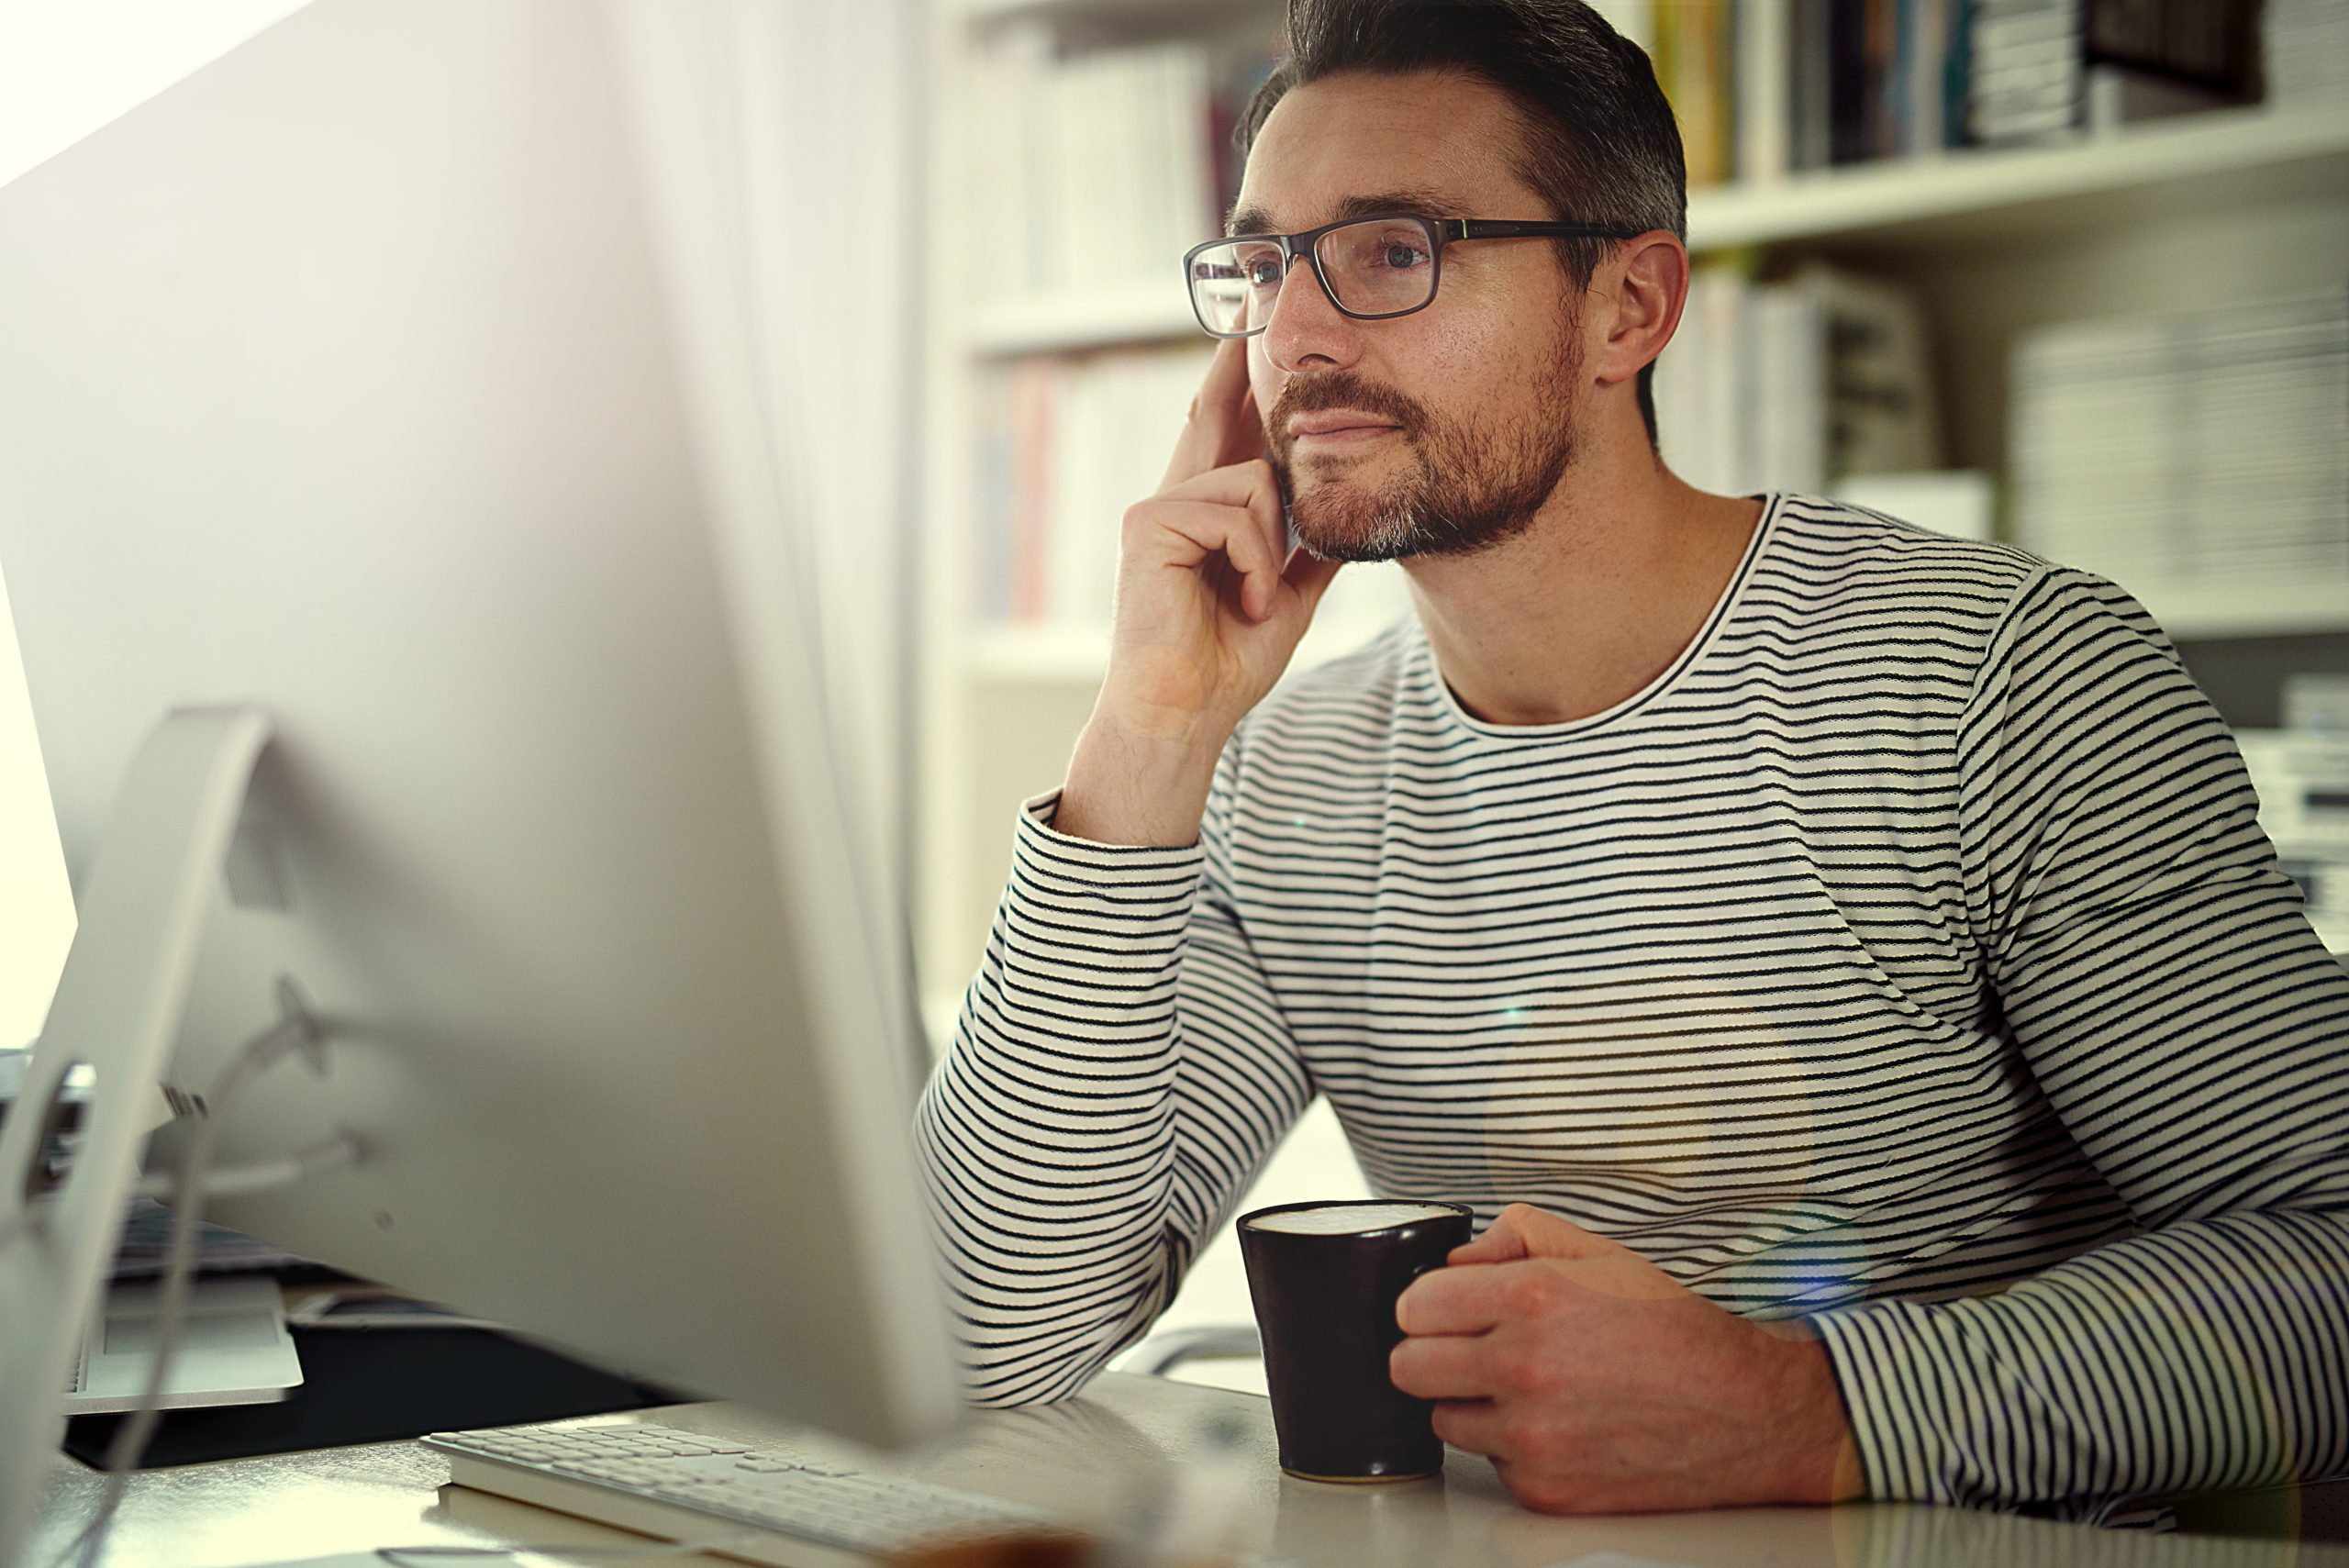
[1006,788,1208,935]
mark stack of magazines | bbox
[2009,286,2349,592]
[2266,0,2349,108]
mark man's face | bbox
[1235,70,1588,563]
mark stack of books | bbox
[2009,287,2349,592]
[972,345,1214,627]
[2266,0,2349,107]
[1967,0,2085,144]
[1592,0,2266,185]
[1602,0,1974,180]
[1653,262,1941,499]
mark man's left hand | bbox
[1389,1202,1866,1514]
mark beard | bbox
[1265,319,1583,564]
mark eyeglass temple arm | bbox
[1450,219,1644,240]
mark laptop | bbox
[64,1276,303,1416]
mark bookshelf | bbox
[964,103,2349,361]
[2134,578,2349,643]
[918,12,2349,1031]
[1687,102,2349,251]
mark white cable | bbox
[58,1000,324,1568]
[0,1134,351,1258]
[130,1131,362,1202]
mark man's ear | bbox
[1588,231,1687,390]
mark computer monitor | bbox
[0,0,963,1553]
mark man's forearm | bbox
[914,793,1210,1407]
[1807,1207,2349,1516]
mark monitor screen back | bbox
[0,0,962,1451]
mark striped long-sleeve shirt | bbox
[915,494,2349,1525]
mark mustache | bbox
[1266,373,1428,446]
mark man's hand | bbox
[1389,1202,1866,1514]
[1055,336,1342,847]
[1104,333,1344,743]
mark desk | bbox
[29,1372,2349,1568]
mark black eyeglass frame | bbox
[1182,214,1644,339]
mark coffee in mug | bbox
[1236,1198,1474,1483]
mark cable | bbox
[129,1131,362,1202]
[57,993,324,1568]
[3,1135,355,1257]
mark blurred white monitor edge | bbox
[0,0,963,1554]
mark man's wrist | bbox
[1755,1318,1867,1504]
[1055,715,1225,848]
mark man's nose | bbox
[1261,251,1360,374]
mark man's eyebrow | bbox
[1223,188,1462,237]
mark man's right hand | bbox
[1054,338,1344,847]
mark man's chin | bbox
[1288,506,1420,564]
[1280,459,1440,562]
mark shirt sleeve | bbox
[913,728,1313,1407]
[1806,565,2349,1519]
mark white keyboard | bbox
[424,1418,1068,1566]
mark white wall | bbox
[0,1,312,1047]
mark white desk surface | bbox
[29,1371,2349,1568]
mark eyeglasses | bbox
[1183,214,1642,339]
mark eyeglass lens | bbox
[1189,217,1437,335]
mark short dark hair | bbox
[1236,0,1687,447]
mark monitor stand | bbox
[0,705,284,1562]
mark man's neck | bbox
[1399,448,1764,728]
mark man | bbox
[915,0,2348,1528]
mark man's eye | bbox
[1377,240,1430,271]
[1244,255,1285,289]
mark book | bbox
[1738,0,1797,182]
[2010,286,2349,589]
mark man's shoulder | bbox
[1765,492,2044,595]
[1752,493,2056,651]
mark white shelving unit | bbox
[2134,577,2349,644]
[914,4,2349,1364]
[1687,101,2349,252]
[968,281,1196,356]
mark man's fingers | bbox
[1396,1261,1513,1336]
[1223,385,1268,469]
[1163,336,1255,489]
[1428,1398,1508,1459]
[1135,500,1284,617]
[1149,462,1288,613]
[1454,1203,1617,1265]
[1388,1333,1495,1401]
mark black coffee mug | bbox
[1236,1198,1475,1483]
